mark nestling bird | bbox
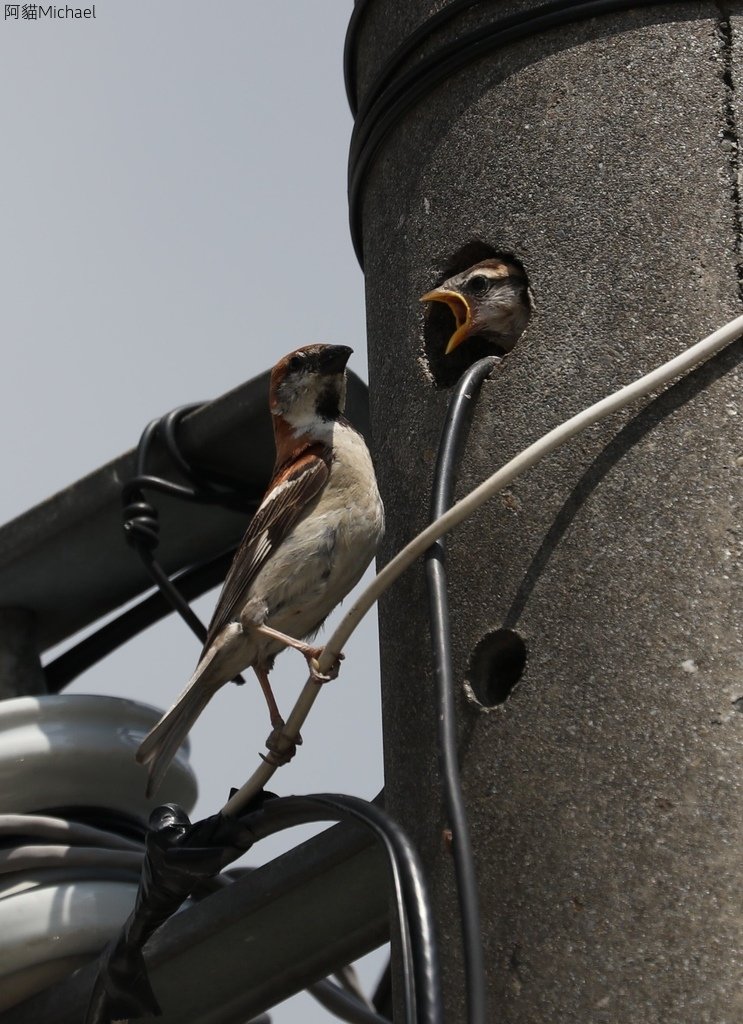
[421,258,530,354]
[136,344,385,796]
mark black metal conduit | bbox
[345,0,700,264]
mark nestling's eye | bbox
[288,354,304,372]
[467,274,490,296]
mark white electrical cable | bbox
[223,312,743,816]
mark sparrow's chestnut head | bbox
[270,343,352,426]
[421,259,529,354]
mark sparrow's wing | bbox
[202,444,331,650]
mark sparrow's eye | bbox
[288,354,305,372]
[467,274,491,296]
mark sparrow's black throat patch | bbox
[315,381,342,421]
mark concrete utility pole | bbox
[350,2,742,1021]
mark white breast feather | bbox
[241,421,384,654]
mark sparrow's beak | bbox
[420,288,474,354]
[319,345,353,374]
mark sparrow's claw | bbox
[260,723,303,767]
[308,650,344,684]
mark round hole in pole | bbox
[466,628,527,708]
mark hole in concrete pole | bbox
[421,242,531,388]
[466,628,527,708]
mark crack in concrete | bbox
[717,3,743,299]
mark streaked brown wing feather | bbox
[202,444,331,651]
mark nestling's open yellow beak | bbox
[420,288,474,354]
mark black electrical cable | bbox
[346,0,697,264]
[343,0,373,112]
[251,796,442,1024]
[309,978,392,1024]
[424,355,500,1024]
[121,403,256,646]
[372,960,393,1018]
[345,0,485,117]
[134,553,210,643]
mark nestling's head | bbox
[270,344,352,428]
[421,259,530,354]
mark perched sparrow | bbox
[421,258,529,354]
[136,344,385,796]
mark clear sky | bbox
[0,2,386,1019]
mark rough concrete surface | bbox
[352,2,742,1021]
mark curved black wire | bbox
[309,978,391,1024]
[346,0,695,263]
[121,403,258,647]
[424,355,501,1024]
[247,794,443,1024]
[141,555,211,643]
[343,0,373,112]
[372,960,393,1018]
[345,0,485,117]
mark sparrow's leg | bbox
[254,664,302,766]
[252,623,344,683]
[253,664,284,729]
[253,623,320,658]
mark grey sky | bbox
[0,2,386,1019]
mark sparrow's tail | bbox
[136,646,225,798]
